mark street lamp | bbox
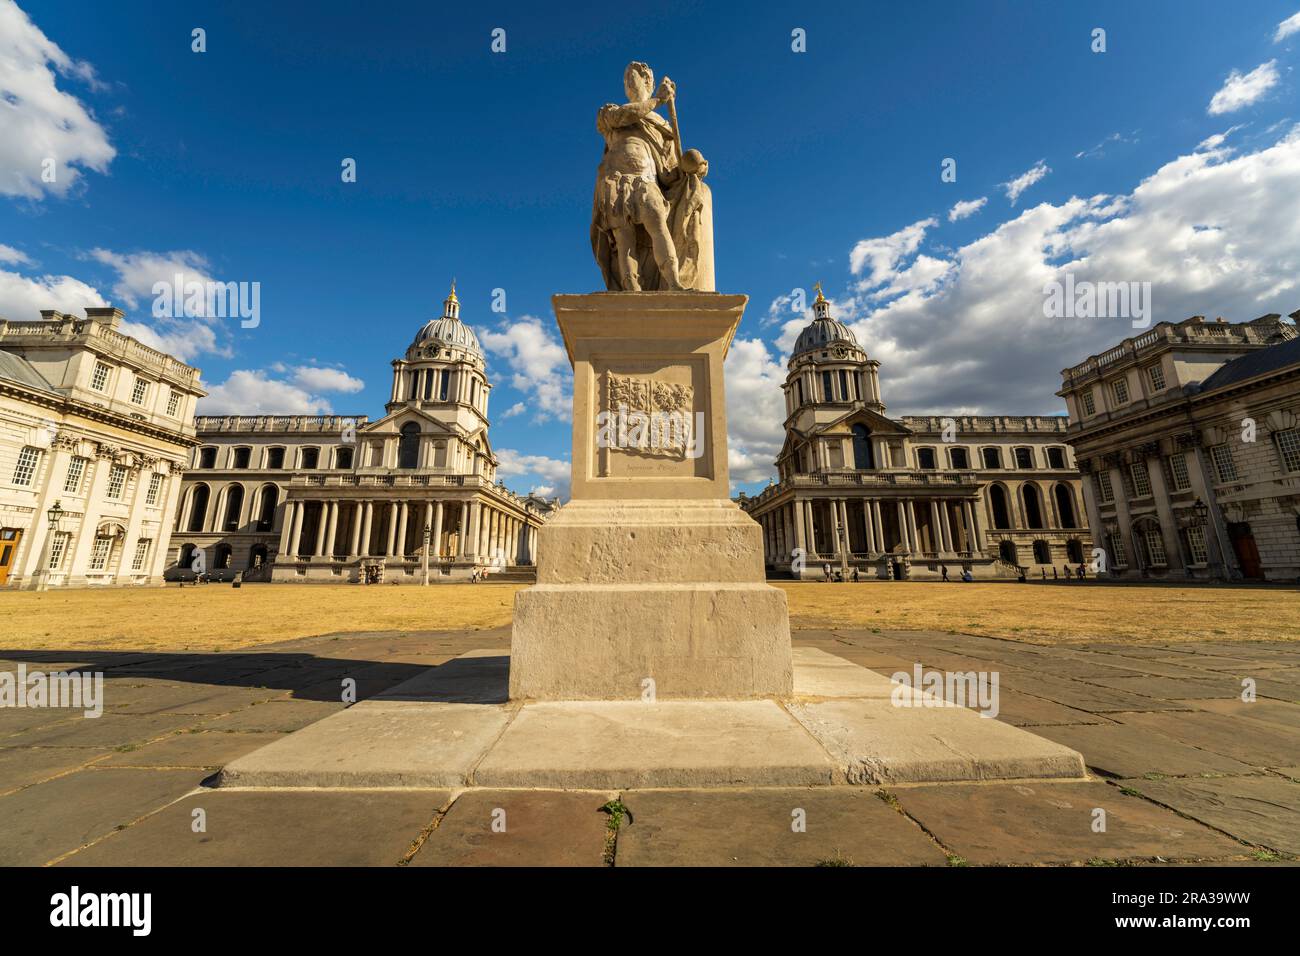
[36,500,64,592]
[421,522,431,586]
[1191,497,1223,582]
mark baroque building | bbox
[1058,311,1300,582]
[739,289,1089,579]
[0,308,203,588]
[170,285,553,583]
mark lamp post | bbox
[422,522,431,586]
[1192,497,1222,582]
[836,514,849,581]
[36,500,64,592]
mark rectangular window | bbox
[1080,389,1096,416]
[13,446,40,486]
[1111,378,1129,405]
[166,389,180,416]
[1014,447,1033,469]
[131,377,148,405]
[64,456,87,493]
[106,464,128,499]
[981,447,1002,469]
[950,447,969,469]
[917,448,936,469]
[232,447,251,469]
[131,538,151,572]
[145,473,164,505]
[88,536,112,571]
[1275,428,1300,473]
[48,532,71,570]
[821,371,834,401]
[1211,444,1238,483]
[1047,447,1067,469]
[438,372,450,402]
[1147,364,1166,391]
[266,447,285,469]
[1096,471,1114,503]
[1167,453,1191,492]
[1130,461,1152,497]
[1185,524,1207,565]
[793,379,803,406]
[1143,527,1167,566]
[838,369,850,402]
[1108,533,1127,568]
[91,362,110,391]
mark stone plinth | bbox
[508,293,793,701]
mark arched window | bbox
[187,484,210,532]
[1023,484,1044,529]
[851,424,874,470]
[1032,540,1051,564]
[223,485,244,531]
[256,486,278,532]
[1066,539,1084,564]
[249,544,268,569]
[1054,483,1076,528]
[999,540,1018,565]
[399,422,421,469]
[989,484,1012,529]
[177,543,196,571]
[336,447,354,470]
[214,544,233,570]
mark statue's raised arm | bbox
[590,62,714,292]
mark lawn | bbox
[1,580,1296,652]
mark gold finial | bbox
[813,281,826,304]
[447,278,458,303]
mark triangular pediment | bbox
[818,407,910,437]
[362,406,460,437]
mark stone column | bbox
[861,499,873,555]
[178,486,195,533]
[432,501,444,558]
[457,502,469,557]
[396,501,409,559]
[385,502,398,557]
[348,502,362,556]
[278,501,295,555]
[360,502,373,557]
[1109,465,1135,573]
[940,501,955,553]
[209,485,227,533]
[896,500,909,551]
[288,501,304,557]
[324,502,339,559]
[907,500,920,553]
[836,499,850,559]
[466,500,480,557]
[792,498,806,562]
[1145,453,1184,571]
[312,501,327,558]
[872,500,884,552]
[804,499,817,555]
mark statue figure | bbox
[591,61,715,292]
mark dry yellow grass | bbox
[0,580,1295,653]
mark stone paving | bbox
[1,627,1296,866]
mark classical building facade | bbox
[1058,311,1300,582]
[0,307,203,588]
[740,290,1089,579]
[169,286,555,583]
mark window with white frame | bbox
[1143,526,1167,566]
[1146,364,1166,391]
[106,464,128,499]
[1167,453,1191,492]
[166,389,180,416]
[91,362,110,391]
[1185,524,1207,564]
[131,377,149,405]
[145,473,164,505]
[13,446,40,486]
[1014,447,1034,469]
[1274,428,1300,473]
[1108,532,1127,568]
[1096,471,1114,503]
[130,538,151,572]
[88,536,113,571]
[64,456,87,493]
[1080,389,1096,416]
[48,532,70,570]
[1210,444,1238,483]
[1130,461,1152,497]
[1111,378,1129,405]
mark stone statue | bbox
[591,61,715,292]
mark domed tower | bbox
[784,284,882,427]
[388,281,491,435]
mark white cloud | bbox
[1003,160,1051,205]
[197,366,364,416]
[0,244,32,266]
[1275,12,1300,42]
[947,197,987,222]
[0,0,115,199]
[496,448,571,501]
[1208,60,1280,115]
[724,337,788,485]
[478,315,571,421]
[849,217,935,287]
[501,401,526,418]
[0,265,106,322]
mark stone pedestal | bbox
[509,292,793,700]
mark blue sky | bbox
[3,0,1299,499]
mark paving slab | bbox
[197,699,345,733]
[376,651,509,704]
[616,787,948,867]
[0,746,102,794]
[107,684,289,715]
[57,790,450,866]
[409,789,614,867]
[8,713,204,750]
[895,781,1246,864]
[1079,674,1253,700]
[1118,775,1300,856]
[217,700,511,788]
[1032,723,1257,779]
[787,698,1086,784]
[101,730,281,768]
[0,767,205,866]
[988,673,1184,713]
[475,700,838,789]
[1189,698,1300,733]
[980,690,1115,727]
[1115,711,1300,768]
[791,647,899,698]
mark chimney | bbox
[84,306,125,328]
[39,310,64,322]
